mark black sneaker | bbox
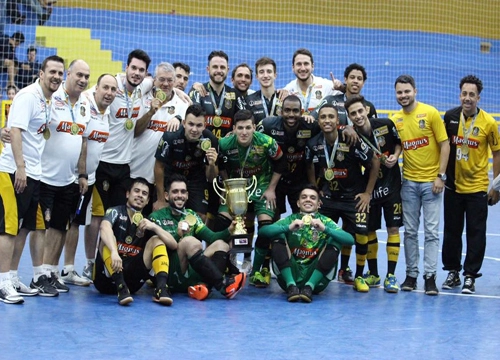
[286,285,300,302]
[153,285,173,306]
[461,276,475,294]
[30,275,59,297]
[300,285,313,303]
[424,274,439,296]
[116,282,133,306]
[442,270,461,290]
[401,276,417,291]
[49,273,69,293]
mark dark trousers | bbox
[442,189,488,278]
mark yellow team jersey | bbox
[391,102,448,182]
[447,108,500,193]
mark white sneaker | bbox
[82,263,94,283]
[0,280,24,304]
[12,275,39,296]
[61,270,91,286]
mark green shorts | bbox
[167,251,204,293]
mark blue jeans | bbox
[401,179,442,278]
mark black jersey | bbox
[305,129,374,199]
[189,82,243,139]
[311,94,377,126]
[155,126,218,181]
[356,118,402,200]
[243,90,282,124]
[257,116,320,184]
[102,205,148,258]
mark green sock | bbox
[251,247,268,276]
[280,267,295,287]
[305,269,325,291]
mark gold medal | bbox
[184,214,197,227]
[379,154,388,165]
[200,139,211,152]
[155,89,167,102]
[303,110,310,115]
[461,142,469,155]
[132,212,143,226]
[70,123,80,135]
[43,128,51,140]
[302,214,312,226]
[325,168,334,181]
[124,118,134,131]
[213,116,222,128]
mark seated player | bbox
[149,173,246,301]
[93,177,177,306]
[259,184,353,302]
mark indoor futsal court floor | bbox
[3,202,500,359]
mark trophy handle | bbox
[212,178,226,205]
[246,175,257,203]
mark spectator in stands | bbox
[0,31,25,89]
[173,62,190,92]
[6,0,54,25]
[6,84,17,100]
[16,46,41,89]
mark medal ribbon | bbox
[322,136,339,168]
[63,85,76,125]
[358,130,382,155]
[460,111,478,148]
[261,92,277,118]
[298,82,314,111]
[208,84,226,115]
[123,78,138,120]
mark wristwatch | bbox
[437,173,447,181]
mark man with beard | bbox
[153,104,218,221]
[148,174,246,301]
[94,178,175,306]
[0,55,64,304]
[130,62,188,216]
[391,74,449,296]
[261,185,353,302]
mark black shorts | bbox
[276,180,306,215]
[319,196,368,236]
[72,184,94,226]
[0,172,40,235]
[186,180,209,215]
[38,181,79,231]
[94,161,131,214]
[93,249,150,295]
[368,190,403,231]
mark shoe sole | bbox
[16,289,39,296]
[30,287,59,297]
[401,286,417,291]
[461,289,475,294]
[425,290,439,296]
[287,294,301,302]
[63,279,91,287]
[0,297,25,304]
[119,296,134,305]
[353,287,369,293]
[299,294,312,303]
[226,273,246,300]
[385,288,399,293]
[153,296,173,306]
[442,284,461,290]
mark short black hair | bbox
[460,75,483,95]
[344,63,367,81]
[317,103,338,116]
[208,50,229,64]
[165,173,188,192]
[128,177,150,194]
[27,46,37,54]
[344,94,366,112]
[292,48,313,65]
[185,103,206,118]
[394,74,416,89]
[41,55,65,72]
[282,94,302,107]
[11,31,25,44]
[233,109,255,125]
[173,62,190,74]
[127,49,151,69]
[231,63,253,81]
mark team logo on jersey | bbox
[168,106,175,114]
[271,129,284,136]
[338,143,350,152]
[419,120,426,129]
[297,130,311,138]
[225,92,236,100]
[248,100,262,106]
[403,137,429,150]
[336,151,344,162]
[315,90,322,100]
[472,127,479,136]
[288,146,295,153]
[80,106,86,117]
[374,126,389,136]
[416,113,426,118]
[377,136,386,148]
[88,130,109,143]
[224,99,232,109]
[125,236,133,244]
[103,180,110,192]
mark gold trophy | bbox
[213,176,257,253]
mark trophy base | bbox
[229,233,253,254]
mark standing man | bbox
[392,74,449,296]
[306,104,380,292]
[16,46,41,89]
[441,75,500,294]
[173,62,190,92]
[215,109,286,287]
[130,62,188,216]
[231,63,254,97]
[153,103,218,220]
[261,184,354,302]
[60,74,118,286]
[346,95,403,293]
[0,55,64,303]
[0,31,24,88]
[284,48,341,114]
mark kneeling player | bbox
[259,185,353,302]
[149,174,246,301]
[94,178,177,306]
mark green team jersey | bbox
[259,212,354,265]
[148,207,230,245]
[218,131,282,201]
